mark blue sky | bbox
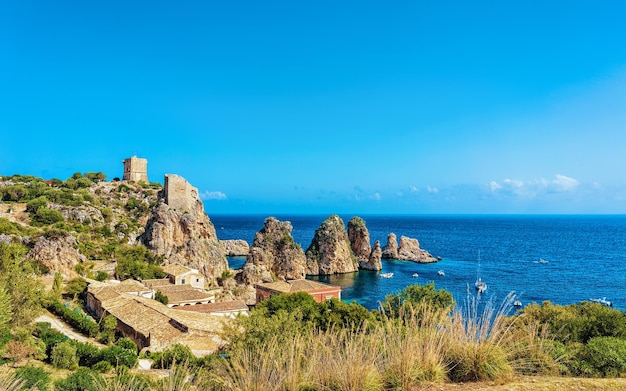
[2,1,626,214]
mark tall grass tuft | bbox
[219,333,310,391]
[378,304,448,389]
[307,328,383,391]
[0,370,24,391]
[442,294,530,382]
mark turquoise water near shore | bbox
[214,215,626,311]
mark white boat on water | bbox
[589,297,612,307]
[475,250,487,294]
[538,258,549,264]
[513,300,522,307]
[437,270,445,276]
[380,272,394,278]
[412,273,419,278]
[475,278,487,294]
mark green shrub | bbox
[73,341,100,367]
[51,340,79,370]
[154,290,168,305]
[33,322,67,357]
[581,337,626,377]
[98,345,138,368]
[91,360,113,373]
[150,343,195,369]
[54,367,101,391]
[15,364,51,391]
[31,208,64,225]
[116,337,138,354]
[381,282,454,317]
[46,300,99,337]
[26,196,49,215]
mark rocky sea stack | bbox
[348,216,382,271]
[306,215,358,275]
[382,232,437,263]
[240,217,307,286]
[139,174,228,284]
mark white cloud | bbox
[427,186,439,193]
[490,174,580,197]
[489,181,502,191]
[552,174,579,191]
[409,186,419,193]
[200,190,227,200]
[373,192,381,201]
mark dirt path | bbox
[34,312,106,347]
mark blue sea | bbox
[211,215,626,312]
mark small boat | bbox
[437,270,445,276]
[589,297,612,307]
[474,250,487,294]
[475,278,487,294]
[380,272,394,278]
[412,273,419,278]
[513,300,522,307]
[538,258,549,264]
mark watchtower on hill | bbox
[122,156,148,183]
[164,174,199,213]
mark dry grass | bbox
[412,376,626,390]
[215,296,554,390]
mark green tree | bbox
[31,208,63,225]
[99,315,117,345]
[51,272,63,301]
[381,282,454,316]
[154,290,168,305]
[0,282,14,332]
[0,242,44,326]
[26,196,49,215]
[51,340,79,370]
[65,277,87,300]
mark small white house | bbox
[161,264,205,289]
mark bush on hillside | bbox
[15,364,51,391]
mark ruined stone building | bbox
[164,174,199,213]
[122,156,149,183]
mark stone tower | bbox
[122,156,148,183]
[164,174,199,213]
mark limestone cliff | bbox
[347,216,371,262]
[27,232,86,275]
[139,175,227,285]
[382,233,436,263]
[220,239,249,256]
[306,215,358,275]
[360,240,382,270]
[382,233,399,259]
[397,235,437,263]
[239,217,307,286]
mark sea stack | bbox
[348,216,382,271]
[382,233,437,263]
[240,217,307,285]
[306,215,358,275]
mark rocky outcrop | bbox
[306,215,358,275]
[360,240,382,270]
[348,216,371,262]
[220,239,249,256]
[139,176,227,285]
[382,233,399,259]
[382,233,437,263]
[27,233,86,275]
[239,217,307,286]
